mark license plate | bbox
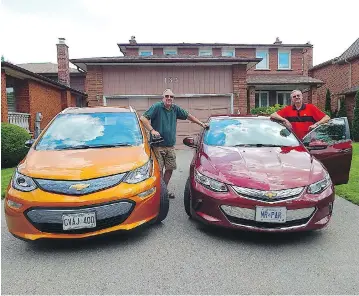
[255,207,286,223]
[62,212,96,230]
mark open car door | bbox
[302,117,352,185]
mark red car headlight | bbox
[194,170,228,192]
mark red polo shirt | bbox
[277,104,326,140]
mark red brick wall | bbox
[71,93,77,106]
[86,66,103,106]
[235,48,255,58]
[15,80,30,114]
[213,48,221,57]
[345,94,355,122]
[153,48,163,55]
[124,48,138,56]
[178,48,198,55]
[28,81,63,131]
[1,71,8,122]
[303,47,313,76]
[232,65,247,114]
[57,43,70,86]
[310,62,351,111]
[352,59,359,86]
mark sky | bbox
[1,0,358,67]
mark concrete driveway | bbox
[1,150,359,295]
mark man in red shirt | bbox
[270,89,330,140]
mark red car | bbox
[183,115,352,232]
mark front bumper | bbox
[189,179,335,232]
[4,176,161,241]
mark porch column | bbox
[1,71,8,122]
[232,65,247,114]
[248,86,256,113]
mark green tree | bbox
[1,55,4,62]
[352,91,359,141]
[325,89,332,117]
[337,98,347,118]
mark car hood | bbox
[18,145,150,180]
[198,145,326,191]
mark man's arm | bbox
[187,113,209,129]
[270,111,292,129]
[309,114,331,130]
[140,115,161,137]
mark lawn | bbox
[1,167,14,199]
[335,142,359,205]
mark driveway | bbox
[1,150,359,295]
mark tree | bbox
[325,89,332,117]
[352,91,359,141]
[1,55,4,62]
[337,98,347,118]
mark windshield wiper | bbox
[57,143,133,150]
[233,144,287,147]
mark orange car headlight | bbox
[124,159,153,184]
[12,170,37,192]
[6,199,23,209]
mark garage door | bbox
[106,96,231,149]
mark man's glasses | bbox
[292,94,301,98]
[165,95,174,99]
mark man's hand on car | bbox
[151,129,161,138]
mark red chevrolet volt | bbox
[183,116,352,232]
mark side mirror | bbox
[25,139,35,148]
[307,140,329,150]
[183,137,197,148]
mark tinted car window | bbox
[203,118,300,147]
[36,112,143,150]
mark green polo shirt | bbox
[143,101,189,147]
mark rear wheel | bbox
[184,177,192,217]
[154,179,169,224]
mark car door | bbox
[302,117,352,185]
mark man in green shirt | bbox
[140,89,209,198]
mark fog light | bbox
[7,199,23,209]
[138,187,156,199]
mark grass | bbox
[335,142,359,205]
[1,167,15,199]
[1,143,358,204]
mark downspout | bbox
[344,59,352,88]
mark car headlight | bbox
[12,170,37,192]
[124,160,153,184]
[307,173,332,194]
[194,170,228,192]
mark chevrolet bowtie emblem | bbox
[70,183,90,191]
[264,192,277,198]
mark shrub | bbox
[352,91,359,141]
[325,89,332,117]
[337,98,348,118]
[250,104,283,115]
[1,123,31,168]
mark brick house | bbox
[309,38,359,121]
[70,36,322,147]
[1,39,87,134]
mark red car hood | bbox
[198,145,326,191]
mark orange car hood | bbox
[18,145,150,180]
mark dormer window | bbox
[199,48,212,56]
[139,48,153,56]
[222,48,235,57]
[164,47,177,55]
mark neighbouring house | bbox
[69,36,323,148]
[1,41,87,134]
[309,38,359,122]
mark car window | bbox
[302,117,350,145]
[203,118,300,147]
[35,112,143,150]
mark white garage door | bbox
[105,95,231,149]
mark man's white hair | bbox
[291,89,302,96]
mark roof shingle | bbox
[16,62,80,74]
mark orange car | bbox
[4,107,169,241]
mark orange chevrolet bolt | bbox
[4,107,169,241]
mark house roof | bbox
[117,42,312,55]
[70,55,262,72]
[247,75,324,85]
[2,62,86,97]
[339,85,359,95]
[310,38,359,71]
[16,62,84,74]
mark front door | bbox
[302,117,352,185]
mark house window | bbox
[256,49,269,69]
[139,48,153,56]
[278,50,291,69]
[199,48,212,56]
[255,91,269,107]
[6,87,16,112]
[276,92,291,105]
[164,48,177,55]
[222,48,235,57]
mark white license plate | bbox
[255,207,286,223]
[62,212,96,230]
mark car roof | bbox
[61,106,136,114]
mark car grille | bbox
[25,200,135,234]
[220,205,315,229]
[231,186,304,202]
[34,173,127,196]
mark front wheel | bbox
[184,177,192,217]
[154,179,169,224]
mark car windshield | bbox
[35,112,143,150]
[203,117,300,147]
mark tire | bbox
[184,177,192,217]
[154,179,169,224]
